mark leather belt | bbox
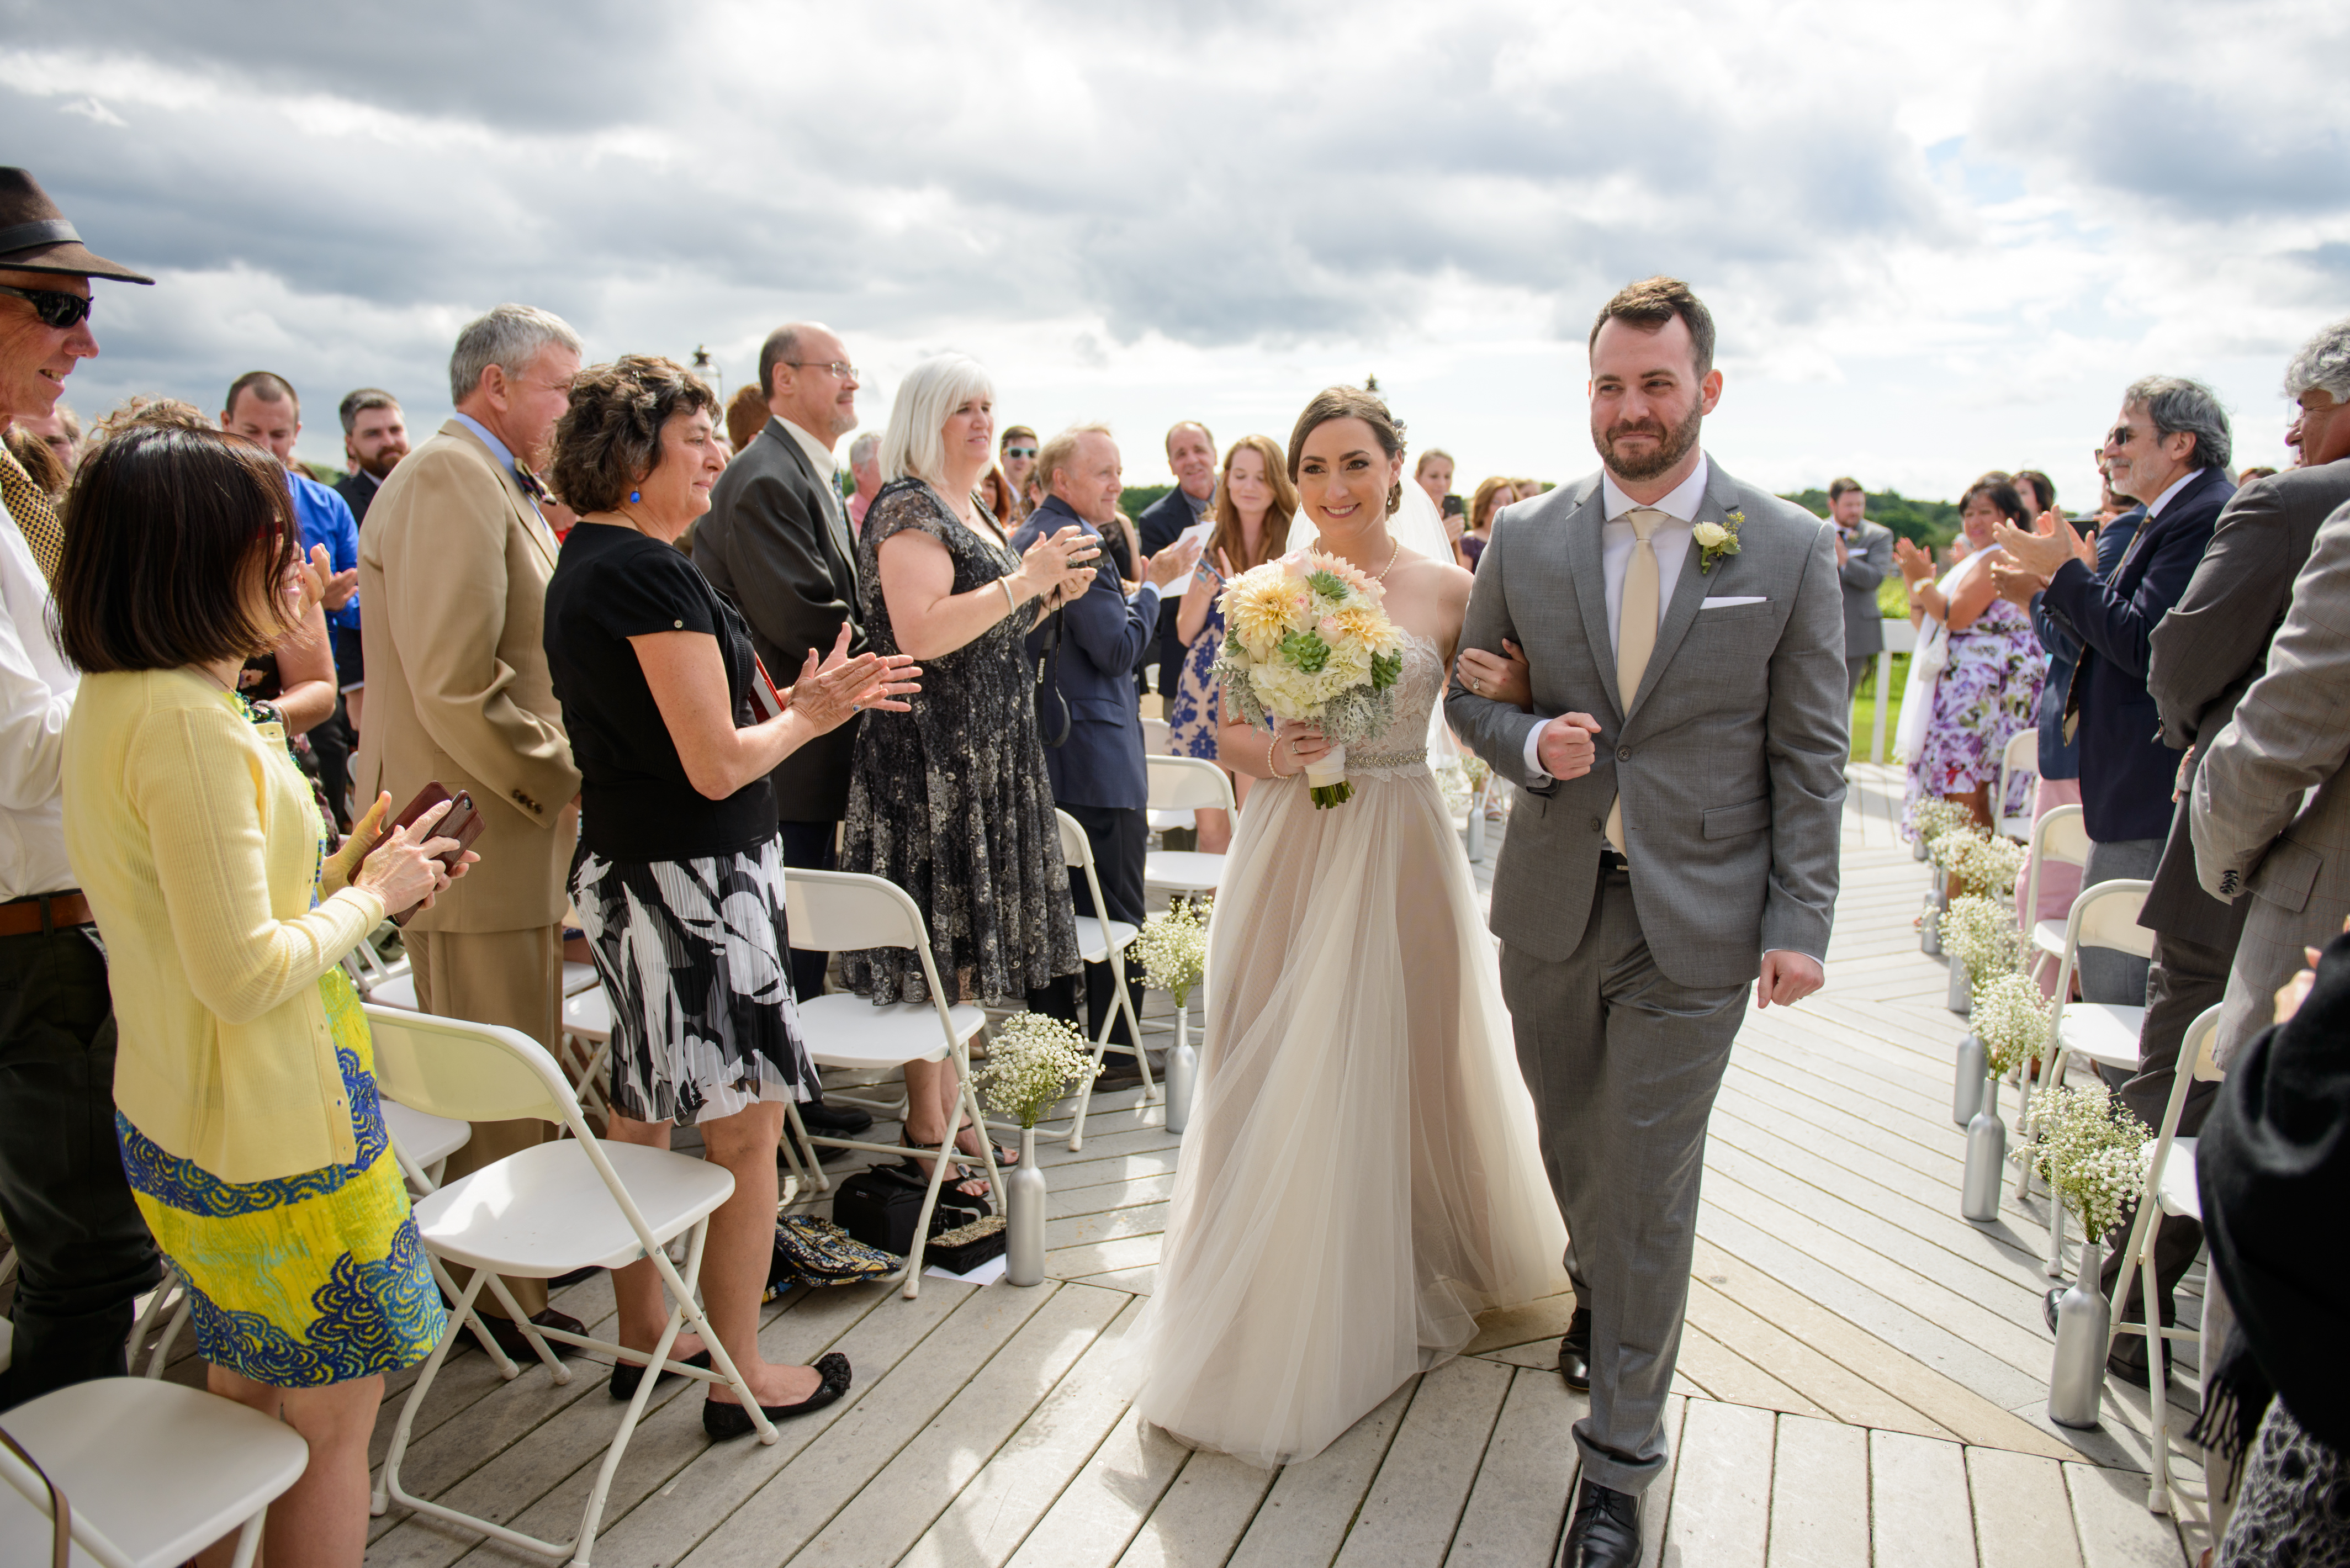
[0,892,95,937]
[1598,848,1632,875]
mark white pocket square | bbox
[1700,595,1767,608]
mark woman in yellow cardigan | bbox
[56,425,471,1568]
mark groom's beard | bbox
[1594,399,1704,484]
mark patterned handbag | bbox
[764,1216,898,1299]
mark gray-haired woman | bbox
[543,354,918,1435]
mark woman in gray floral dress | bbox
[841,354,1097,1186]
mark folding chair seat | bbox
[1996,728,2039,840]
[0,1376,309,1568]
[2014,877,2155,1274]
[1144,755,1234,897]
[2109,1003,2224,1514]
[779,870,997,1297]
[368,1004,777,1563]
[1054,809,1151,1153]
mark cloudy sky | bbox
[7,0,2347,506]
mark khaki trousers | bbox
[409,923,563,1319]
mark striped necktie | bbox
[0,439,64,584]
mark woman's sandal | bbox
[899,1135,998,1199]
[702,1352,852,1438]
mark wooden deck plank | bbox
[1870,1429,1979,1568]
[2064,1464,2190,1568]
[1968,1447,2084,1568]
[1675,1323,1834,1421]
[1765,1415,1870,1568]
[1443,1370,1578,1568]
[1001,1409,1188,1568]
[1663,1397,1775,1567]
[1684,1278,1956,1440]
[1637,1395,1690,1568]
[1225,1382,1411,1568]
[1115,1453,1278,1568]
[1331,1357,1513,1568]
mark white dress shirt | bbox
[1522,456,1711,781]
[0,506,78,899]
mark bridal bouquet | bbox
[1213,549,1407,808]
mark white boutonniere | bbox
[1695,510,1744,574]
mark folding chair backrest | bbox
[0,1438,136,1568]
[365,1004,584,1136]
[2067,878,2156,960]
[1147,754,1236,813]
[1056,809,1093,871]
[784,867,931,955]
[2188,1005,2226,1081]
[1140,716,1173,757]
[1997,730,2038,824]
[2033,804,2090,870]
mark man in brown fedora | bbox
[0,166,160,1409]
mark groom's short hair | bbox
[1590,277,1716,379]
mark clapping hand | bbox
[1142,531,1204,591]
[1992,507,2084,581]
[310,543,359,610]
[1456,638,1532,708]
[1987,557,2046,609]
[785,624,920,732]
[1893,536,1936,586]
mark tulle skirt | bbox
[1135,761,1569,1467]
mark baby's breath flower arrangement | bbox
[1941,895,2022,989]
[1949,832,2028,900]
[1130,897,1211,1009]
[2026,1081,2151,1241]
[1909,798,1976,851]
[1972,970,2051,1077]
[975,1013,1099,1131]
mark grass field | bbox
[1850,650,1912,764]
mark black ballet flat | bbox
[608,1347,711,1401]
[701,1352,853,1438]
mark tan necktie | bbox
[0,440,63,585]
[1605,507,1667,855]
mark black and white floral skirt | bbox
[570,838,816,1126]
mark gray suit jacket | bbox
[1446,461,1849,988]
[2143,461,2350,943]
[694,417,866,822]
[1836,517,1894,659]
[2192,497,2350,1057]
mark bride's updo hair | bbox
[1287,385,1409,517]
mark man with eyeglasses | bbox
[0,166,162,1410]
[693,325,871,1013]
[1001,426,1039,522]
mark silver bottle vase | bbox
[1164,1004,1197,1136]
[1961,1077,2006,1222]
[1921,892,1944,956]
[1947,958,1972,1015]
[1004,1126,1046,1288]
[2048,1236,2111,1429]
[1952,1034,1987,1126]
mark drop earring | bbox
[628,490,641,504]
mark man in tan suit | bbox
[355,303,584,1344]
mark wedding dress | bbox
[1134,624,1569,1468]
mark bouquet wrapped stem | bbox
[1304,744,1350,808]
[1213,549,1407,810]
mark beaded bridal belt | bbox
[1345,748,1430,780]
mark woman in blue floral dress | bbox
[1166,435,1296,852]
[1896,474,2044,882]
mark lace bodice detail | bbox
[1348,631,1444,772]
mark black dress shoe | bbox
[470,1307,586,1363]
[1558,1306,1592,1394]
[702,1352,853,1438]
[798,1100,872,1136]
[1562,1478,1640,1568]
[608,1348,712,1401]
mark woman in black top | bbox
[545,357,915,1437]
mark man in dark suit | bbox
[1014,425,1199,1068]
[335,387,410,527]
[694,322,865,1006]
[1134,420,1216,693]
[1994,376,2235,1005]
[1825,476,1894,698]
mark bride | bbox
[1135,386,1567,1467]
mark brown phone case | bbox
[362,782,485,925]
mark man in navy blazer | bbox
[1995,376,2235,1004]
[1013,425,1200,1059]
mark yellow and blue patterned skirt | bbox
[117,968,447,1386]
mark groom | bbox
[1447,277,1848,1567]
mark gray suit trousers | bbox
[1500,868,1747,1495]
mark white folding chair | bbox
[0,1377,309,1568]
[558,987,616,1126]
[2020,804,2093,982]
[779,870,997,1297]
[1995,728,2039,840]
[1055,809,1152,1153]
[1140,716,1173,757]
[1145,755,1235,897]
[2014,877,2156,1275]
[2109,1003,2223,1515]
[340,921,411,1000]
[369,1004,777,1563]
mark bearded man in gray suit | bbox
[1447,277,1848,1568]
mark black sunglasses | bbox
[0,284,92,330]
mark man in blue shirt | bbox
[221,371,362,825]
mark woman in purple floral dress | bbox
[1896,475,2044,871]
